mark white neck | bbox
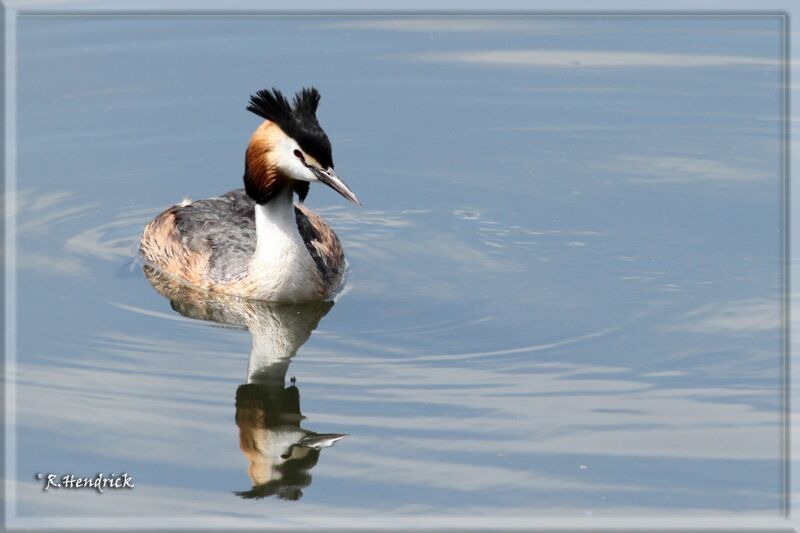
[250,186,320,301]
[254,186,301,257]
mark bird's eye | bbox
[293,149,305,162]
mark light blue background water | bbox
[8,15,785,524]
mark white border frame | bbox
[1,2,794,531]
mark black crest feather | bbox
[292,87,321,119]
[246,87,333,169]
[247,88,294,126]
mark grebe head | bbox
[244,87,360,206]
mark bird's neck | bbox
[253,185,303,261]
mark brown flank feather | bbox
[140,209,211,288]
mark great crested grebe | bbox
[140,87,359,302]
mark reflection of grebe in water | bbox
[144,266,348,500]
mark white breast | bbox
[248,187,323,301]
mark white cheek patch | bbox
[274,136,317,182]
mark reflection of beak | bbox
[298,433,349,450]
[280,434,348,460]
[311,167,361,206]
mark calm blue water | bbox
[7,15,785,526]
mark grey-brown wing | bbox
[294,205,345,285]
[171,188,257,283]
